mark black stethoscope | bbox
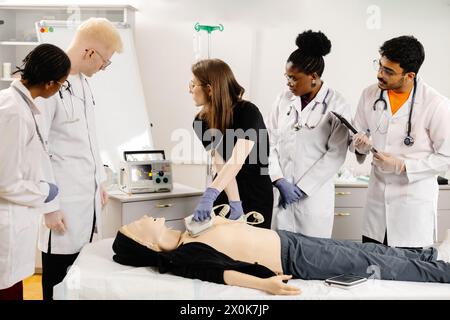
[287,89,330,131]
[372,78,417,147]
[59,75,96,124]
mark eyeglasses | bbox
[373,59,403,77]
[87,49,112,70]
[96,50,112,70]
[189,80,204,91]
[284,73,297,85]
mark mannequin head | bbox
[119,215,181,252]
[112,216,182,268]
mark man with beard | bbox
[351,36,450,249]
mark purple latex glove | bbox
[43,181,58,203]
[229,200,244,220]
[274,178,306,209]
[193,187,220,222]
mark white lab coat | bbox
[0,80,58,289]
[36,74,106,255]
[268,82,351,237]
[354,78,450,247]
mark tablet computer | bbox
[325,274,367,286]
[330,111,378,153]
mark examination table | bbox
[54,239,450,300]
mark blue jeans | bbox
[277,230,450,283]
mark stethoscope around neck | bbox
[372,78,417,147]
[287,89,330,131]
[59,76,96,124]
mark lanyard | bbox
[12,86,47,153]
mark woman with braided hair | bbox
[267,30,352,237]
[0,43,71,300]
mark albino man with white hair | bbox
[37,18,123,300]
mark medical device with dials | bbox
[119,150,173,194]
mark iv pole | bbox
[193,23,224,187]
[194,22,224,58]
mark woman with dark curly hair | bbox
[267,30,352,237]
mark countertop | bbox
[335,179,450,189]
[107,183,203,203]
[107,180,450,203]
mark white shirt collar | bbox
[290,80,330,110]
[11,79,41,114]
[310,81,329,105]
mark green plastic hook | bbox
[194,23,224,34]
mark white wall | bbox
[4,0,449,185]
[131,0,450,184]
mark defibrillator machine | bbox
[119,150,173,194]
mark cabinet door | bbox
[437,210,450,243]
[334,188,367,208]
[331,208,364,241]
[122,196,201,225]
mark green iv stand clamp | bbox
[194,23,224,58]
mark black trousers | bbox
[0,281,23,300]
[362,233,388,246]
[362,231,422,250]
[41,251,79,300]
[41,210,96,300]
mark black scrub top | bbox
[193,100,273,229]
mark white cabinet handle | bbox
[156,203,173,208]
[335,212,351,216]
[335,192,352,196]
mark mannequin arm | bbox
[224,270,300,295]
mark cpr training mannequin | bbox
[112,214,450,295]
